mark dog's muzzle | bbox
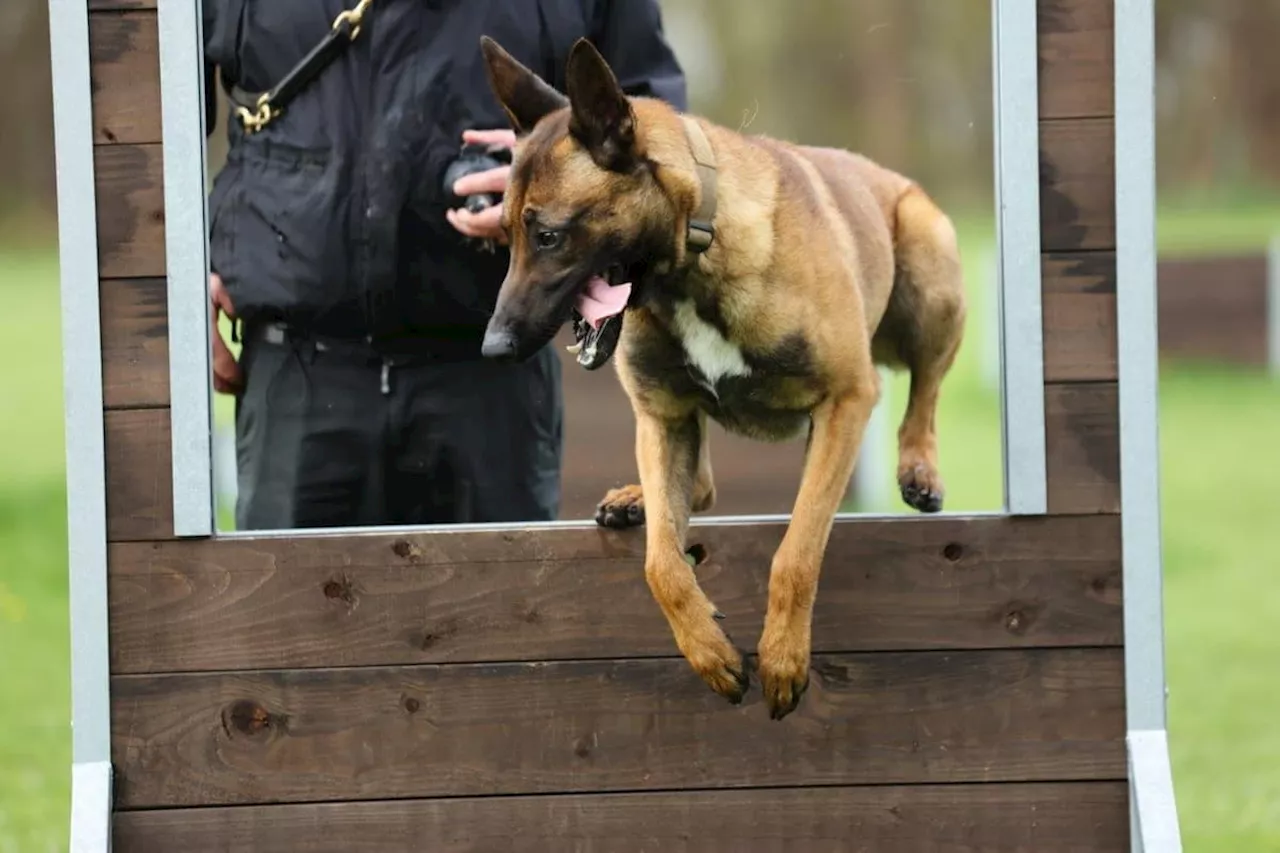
[480,326,519,361]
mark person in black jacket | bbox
[201,0,687,530]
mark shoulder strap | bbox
[229,0,374,134]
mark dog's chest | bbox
[670,299,751,385]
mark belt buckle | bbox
[263,324,288,346]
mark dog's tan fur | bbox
[480,37,966,719]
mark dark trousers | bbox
[232,327,564,530]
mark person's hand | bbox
[209,272,243,395]
[445,128,516,244]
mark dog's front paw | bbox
[674,615,750,705]
[757,625,811,720]
[596,484,645,528]
[898,461,944,514]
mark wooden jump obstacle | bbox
[1157,245,1280,373]
[51,0,1181,849]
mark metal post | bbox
[48,0,114,849]
[1115,0,1183,848]
[158,0,216,537]
[991,0,1048,515]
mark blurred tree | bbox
[0,0,1276,243]
[1222,2,1280,187]
[660,0,994,214]
[0,0,55,236]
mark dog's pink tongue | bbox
[576,275,632,329]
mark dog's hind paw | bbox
[595,484,645,528]
[898,463,944,514]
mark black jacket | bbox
[202,0,686,355]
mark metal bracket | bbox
[1129,730,1182,853]
[70,761,114,853]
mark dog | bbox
[477,36,966,720]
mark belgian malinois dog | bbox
[477,36,966,720]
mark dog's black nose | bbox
[481,327,518,361]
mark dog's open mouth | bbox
[567,264,632,370]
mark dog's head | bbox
[477,36,677,369]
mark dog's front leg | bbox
[634,409,749,704]
[759,387,877,719]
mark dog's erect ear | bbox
[565,38,639,172]
[480,36,569,135]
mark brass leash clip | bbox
[332,0,374,40]
[234,0,374,134]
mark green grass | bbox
[1160,364,1280,852]
[0,248,70,853]
[1,204,1278,851]
[1157,195,1280,257]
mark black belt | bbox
[247,321,484,392]
[249,320,483,360]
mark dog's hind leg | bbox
[596,409,717,526]
[690,409,717,514]
[887,187,967,513]
[630,410,747,703]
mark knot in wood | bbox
[223,700,273,737]
[321,576,357,607]
[391,539,423,562]
[942,542,964,562]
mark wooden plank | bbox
[101,277,169,409]
[113,781,1130,852]
[1045,382,1120,515]
[1157,254,1269,368]
[96,143,165,280]
[109,513,1122,674]
[89,9,160,145]
[1040,118,1115,253]
[1038,0,1114,120]
[1043,251,1117,382]
[110,647,1124,809]
[106,408,173,542]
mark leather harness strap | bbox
[680,115,718,254]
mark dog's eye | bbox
[534,230,563,252]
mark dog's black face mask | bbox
[477,36,662,370]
